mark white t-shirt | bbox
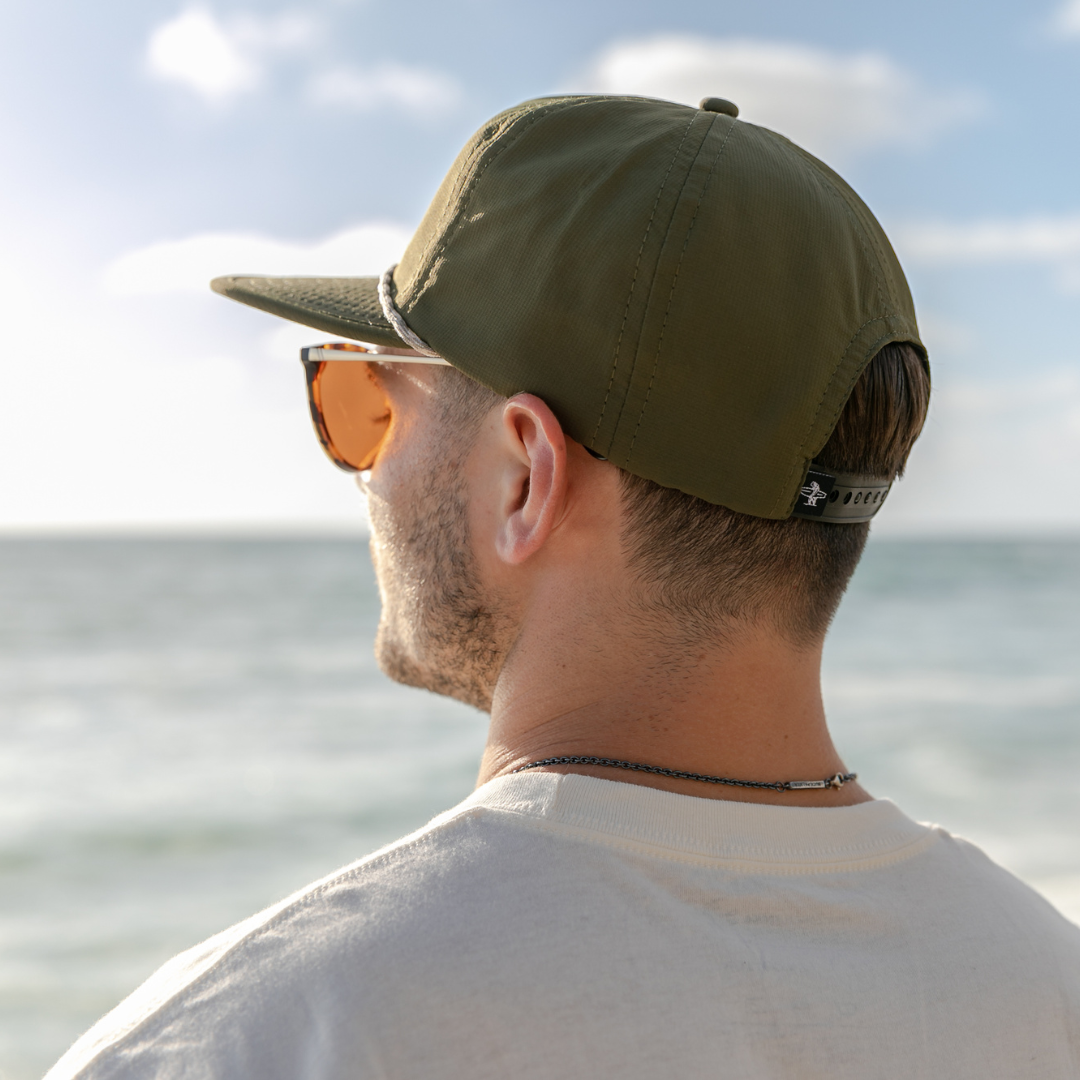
[48,772,1080,1079]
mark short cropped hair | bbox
[438,340,929,648]
[618,342,930,646]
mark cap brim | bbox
[210,275,405,350]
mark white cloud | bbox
[101,222,414,295]
[307,63,461,114]
[146,6,319,103]
[899,215,1080,262]
[576,35,981,161]
[895,213,1080,294]
[146,9,458,115]
[1051,0,1080,36]
[148,8,256,100]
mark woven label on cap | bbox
[794,469,836,517]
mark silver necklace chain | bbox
[512,755,857,792]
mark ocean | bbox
[2,536,1078,1079]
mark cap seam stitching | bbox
[233,289,388,333]
[626,117,737,463]
[834,174,904,306]
[285,305,385,331]
[402,110,533,300]
[797,152,889,317]
[309,310,384,329]
[409,98,613,312]
[764,155,900,517]
[590,112,700,447]
[605,115,713,448]
[409,106,555,304]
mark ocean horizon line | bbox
[0,523,1078,543]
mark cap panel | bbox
[583,107,719,453]
[606,112,738,467]
[610,120,917,517]
[394,97,571,310]
[793,145,920,328]
[393,98,714,452]
[596,108,728,456]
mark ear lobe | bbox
[495,394,567,566]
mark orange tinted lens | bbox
[310,360,390,471]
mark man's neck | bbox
[476,606,869,807]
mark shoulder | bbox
[887,824,1080,1002]
[45,799,530,1080]
[921,827,1080,938]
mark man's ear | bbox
[494,394,567,565]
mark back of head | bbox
[435,335,928,648]
[617,340,929,647]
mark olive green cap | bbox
[212,94,924,519]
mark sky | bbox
[1,0,1079,533]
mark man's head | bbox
[355,338,926,711]
[211,93,930,708]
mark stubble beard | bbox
[369,448,510,713]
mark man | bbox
[50,94,1079,1078]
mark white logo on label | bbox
[800,480,828,506]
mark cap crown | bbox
[391,95,922,518]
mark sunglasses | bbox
[301,342,451,472]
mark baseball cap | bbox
[211,94,925,520]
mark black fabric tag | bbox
[793,468,836,518]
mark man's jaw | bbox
[374,618,496,712]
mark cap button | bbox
[699,97,739,118]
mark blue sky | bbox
[1,0,1079,531]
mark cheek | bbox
[361,418,446,572]
[361,422,422,512]
[364,478,413,566]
